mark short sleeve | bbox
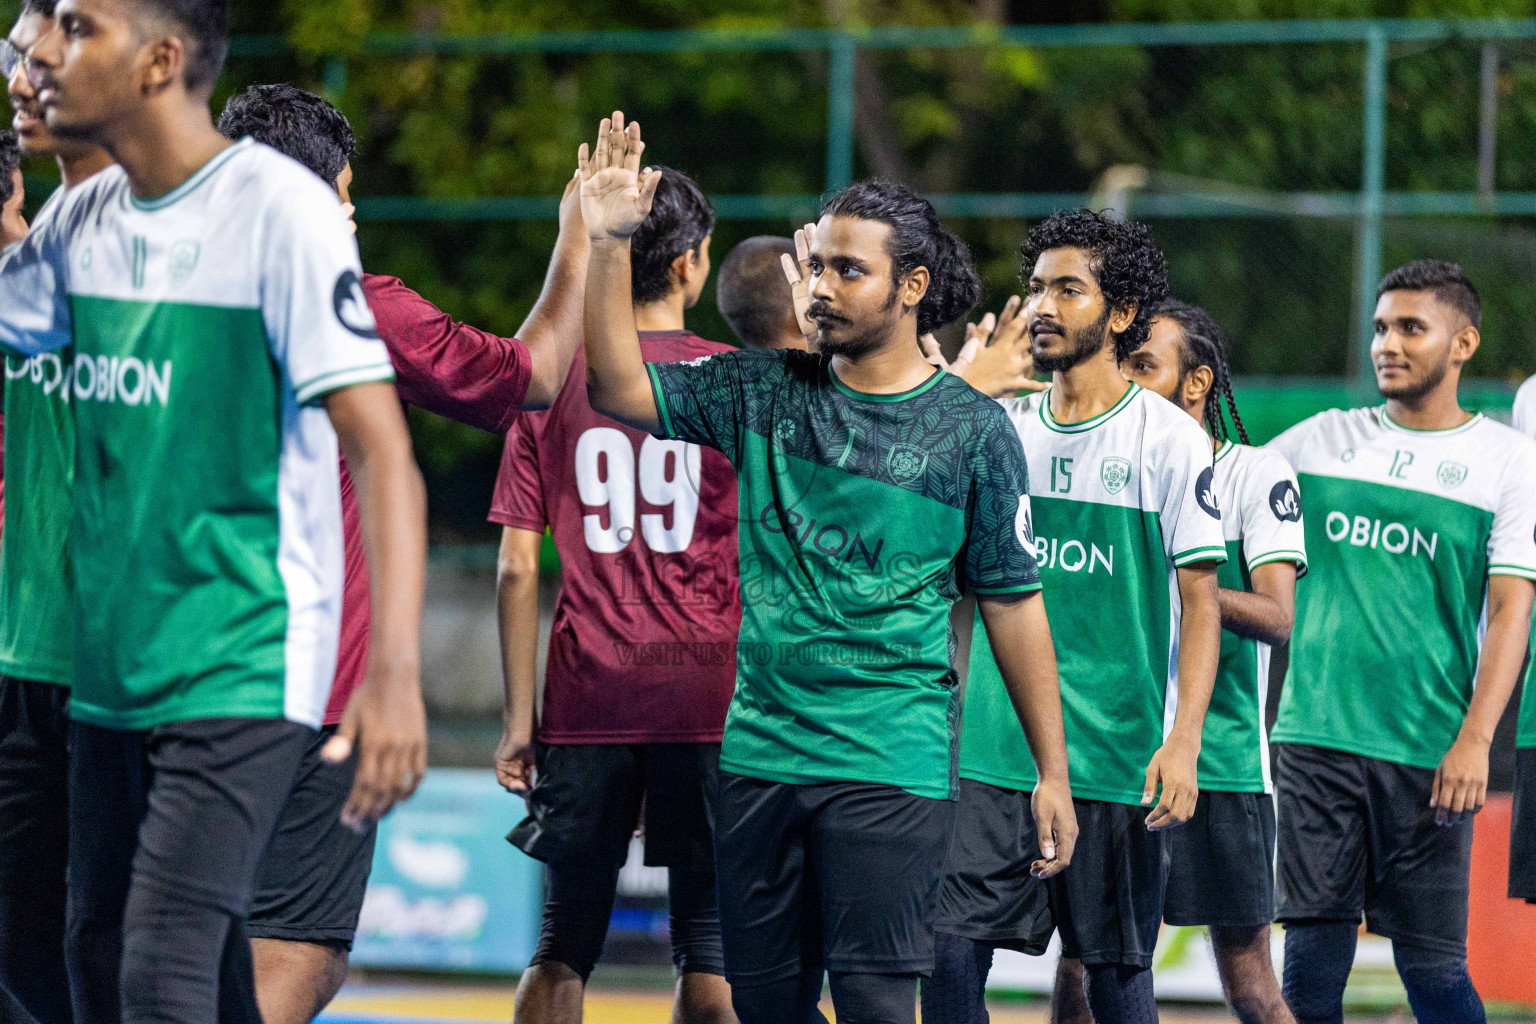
[645,350,753,463]
[259,174,395,405]
[488,411,547,532]
[1488,440,1536,582]
[1160,421,1228,567]
[1237,448,1308,576]
[965,419,1043,598]
[0,186,75,357]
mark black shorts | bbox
[1508,747,1536,903]
[934,779,1053,954]
[1165,790,1276,929]
[0,676,72,1024]
[713,773,956,985]
[1274,743,1472,956]
[66,717,313,1024]
[510,742,719,871]
[1048,798,1169,969]
[247,725,378,949]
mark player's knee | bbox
[730,970,824,1024]
[827,971,917,1024]
[530,863,619,983]
[1392,943,1485,1024]
[1280,920,1355,1024]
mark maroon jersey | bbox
[324,275,534,725]
[489,332,740,743]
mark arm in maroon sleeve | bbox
[363,273,533,435]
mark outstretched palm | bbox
[579,110,661,241]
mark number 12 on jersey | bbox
[575,427,703,554]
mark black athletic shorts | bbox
[1048,798,1169,969]
[66,717,312,1024]
[510,742,719,870]
[1164,790,1276,929]
[713,773,957,985]
[0,675,72,1024]
[247,725,378,949]
[934,779,1053,954]
[1274,742,1472,956]
[1508,747,1536,903]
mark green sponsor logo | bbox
[1436,461,1468,489]
[1100,456,1131,495]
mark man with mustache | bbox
[930,209,1224,1024]
[578,114,1074,1024]
[1267,260,1536,1024]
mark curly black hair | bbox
[217,84,356,185]
[1377,259,1481,329]
[1020,209,1169,362]
[1154,299,1249,444]
[821,180,981,335]
[0,131,19,208]
[631,166,715,305]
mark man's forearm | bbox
[1216,587,1291,646]
[519,227,590,410]
[978,595,1070,781]
[583,238,658,431]
[496,548,542,736]
[1459,585,1533,744]
[1169,567,1221,746]
[347,439,426,676]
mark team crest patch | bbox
[887,443,928,484]
[168,241,200,286]
[1436,461,1468,489]
[773,418,797,445]
[1100,456,1131,495]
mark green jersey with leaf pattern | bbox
[960,384,1227,804]
[647,350,1041,799]
[0,139,395,729]
[1269,407,1536,768]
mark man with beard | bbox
[1267,260,1536,1024]
[578,114,1075,1024]
[927,209,1224,1024]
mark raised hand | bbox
[779,221,820,345]
[959,295,1049,398]
[578,110,662,242]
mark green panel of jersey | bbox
[959,385,1227,804]
[0,346,75,685]
[1198,440,1307,793]
[0,139,396,729]
[1269,407,1536,768]
[647,350,1041,799]
[1508,378,1536,748]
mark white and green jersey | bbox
[1511,377,1536,749]
[1201,440,1307,793]
[1269,407,1536,769]
[960,383,1227,804]
[0,138,395,729]
[0,188,76,686]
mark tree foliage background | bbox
[9,0,1536,536]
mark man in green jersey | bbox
[1112,300,1303,1024]
[1511,373,1536,904]
[1268,260,1536,1024]
[0,5,113,1020]
[0,1,429,1021]
[577,113,1075,1024]
[929,210,1224,1024]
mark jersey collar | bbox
[129,137,253,213]
[1037,381,1140,434]
[1378,407,1483,437]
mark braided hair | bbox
[1155,299,1250,445]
